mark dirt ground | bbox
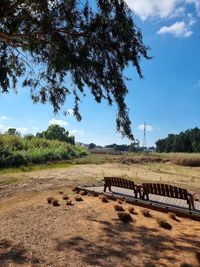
[0,163,200,267]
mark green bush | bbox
[0,134,89,168]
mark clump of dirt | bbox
[141,209,151,217]
[59,191,63,195]
[168,212,177,220]
[52,199,59,206]
[117,199,123,204]
[195,250,200,263]
[75,196,83,201]
[114,204,124,211]
[63,194,69,200]
[117,212,132,223]
[179,263,193,267]
[156,218,172,230]
[66,200,73,205]
[101,196,108,203]
[80,190,87,196]
[127,206,135,214]
[47,197,54,204]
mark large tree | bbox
[0,0,150,139]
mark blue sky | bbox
[0,0,200,146]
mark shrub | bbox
[0,134,88,168]
[114,204,124,211]
[117,212,132,223]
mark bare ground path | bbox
[0,163,200,267]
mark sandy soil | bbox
[0,190,200,267]
[0,163,200,267]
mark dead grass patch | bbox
[195,250,200,263]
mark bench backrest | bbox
[104,177,135,190]
[142,183,188,199]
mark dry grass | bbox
[114,204,124,211]
[170,154,200,167]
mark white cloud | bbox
[49,118,68,126]
[16,127,28,135]
[69,129,84,135]
[125,0,182,20]
[126,0,200,19]
[157,21,193,37]
[138,124,154,132]
[67,109,74,115]
[0,115,8,120]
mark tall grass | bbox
[0,135,88,168]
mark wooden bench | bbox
[103,177,138,198]
[142,183,195,210]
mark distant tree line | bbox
[156,127,200,153]
[3,124,75,145]
[89,140,140,152]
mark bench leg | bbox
[109,186,112,192]
[104,185,107,192]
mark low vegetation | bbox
[0,134,88,168]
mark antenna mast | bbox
[143,122,147,150]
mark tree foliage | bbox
[156,128,200,153]
[0,0,150,139]
[36,124,75,144]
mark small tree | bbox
[5,128,21,137]
[36,124,75,144]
